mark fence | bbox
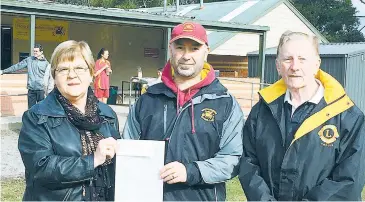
[118,77,272,110]
[217,78,271,114]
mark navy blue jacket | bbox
[18,91,120,201]
[239,70,365,200]
[123,79,244,201]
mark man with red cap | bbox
[123,22,244,201]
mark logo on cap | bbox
[183,23,195,32]
[170,22,208,45]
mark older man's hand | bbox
[160,161,187,184]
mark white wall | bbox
[211,3,322,56]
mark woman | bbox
[18,40,120,201]
[94,48,112,103]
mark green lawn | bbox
[1,178,364,201]
[1,178,25,201]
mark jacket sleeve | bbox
[303,109,365,200]
[3,57,29,73]
[122,102,141,139]
[191,97,244,185]
[238,103,277,201]
[44,64,54,95]
[18,111,95,188]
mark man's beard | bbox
[175,66,196,78]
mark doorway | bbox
[1,26,12,70]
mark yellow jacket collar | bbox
[259,69,346,104]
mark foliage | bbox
[291,0,365,42]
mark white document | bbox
[115,139,165,202]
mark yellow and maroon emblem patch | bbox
[201,108,217,122]
[318,125,339,147]
[183,23,195,32]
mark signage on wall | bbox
[13,17,69,42]
[144,48,159,58]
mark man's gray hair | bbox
[276,31,320,59]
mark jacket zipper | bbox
[168,104,191,146]
[60,175,93,184]
[266,100,291,198]
[164,104,167,135]
[214,186,218,202]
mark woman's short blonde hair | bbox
[50,40,95,78]
[276,31,320,59]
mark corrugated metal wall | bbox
[248,55,278,84]
[345,53,365,113]
[320,57,346,85]
[248,52,365,113]
[248,55,346,85]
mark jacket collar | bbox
[258,69,354,146]
[148,61,226,98]
[32,90,115,119]
[284,79,324,106]
[32,55,47,62]
[259,69,346,105]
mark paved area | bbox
[1,129,24,179]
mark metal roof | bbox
[0,0,269,33]
[139,0,328,51]
[247,42,365,57]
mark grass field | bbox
[1,178,364,201]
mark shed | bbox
[248,42,365,113]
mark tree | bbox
[291,0,365,42]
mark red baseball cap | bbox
[170,22,208,45]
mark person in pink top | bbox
[94,48,112,103]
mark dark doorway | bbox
[1,26,12,70]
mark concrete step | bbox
[0,74,27,80]
[218,77,262,115]
[236,98,258,108]
[221,83,260,91]
[0,79,27,88]
[229,90,260,99]
[218,77,261,83]
[0,88,28,95]
[0,95,28,117]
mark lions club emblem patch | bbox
[318,125,339,147]
[201,108,217,122]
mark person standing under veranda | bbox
[0,44,51,108]
[239,31,365,201]
[122,22,244,201]
[94,48,112,103]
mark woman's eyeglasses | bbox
[56,66,89,76]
